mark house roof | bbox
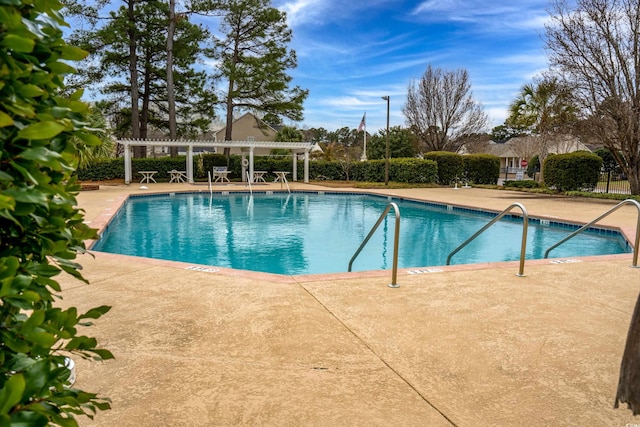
[214,112,278,138]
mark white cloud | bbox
[277,0,332,27]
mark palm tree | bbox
[315,141,345,161]
[77,106,115,169]
[507,76,576,180]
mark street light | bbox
[381,96,390,185]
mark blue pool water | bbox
[92,192,631,275]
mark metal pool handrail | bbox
[446,203,529,277]
[348,202,401,288]
[246,171,253,195]
[544,199,640,267]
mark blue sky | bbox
[270,0,551,134]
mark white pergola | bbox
[118,139,314,184]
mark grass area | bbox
[308,180,440,189]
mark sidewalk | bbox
[60,182,640,426]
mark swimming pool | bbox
[92,191,631,275]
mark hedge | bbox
[77,155,438,184]
[463,154,500,185]
[423,151,464,185]
[503,180,541,189]
[543,151,603,191]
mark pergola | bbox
[118,139,314,184]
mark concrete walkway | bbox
[59,182,640,426]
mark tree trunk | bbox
[615,291,640,414]
[538,133,550,183]
[167,0,178,157]
[127,0,144,158]
[628,167,640,195]
[223,76,234,158]
[140,59,151,142]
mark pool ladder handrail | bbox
[544,198,640,267]
[348,202,401,288]
[446,202,529,277]
[246,171,253,195]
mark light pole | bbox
[381,96,390,185]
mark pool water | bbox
[92,192,631,275]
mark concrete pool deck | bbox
[60,181,640,425]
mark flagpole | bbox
[361,112,367,161]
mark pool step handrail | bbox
[544,199,640,267]
[245,171,253,195]
[446,202,529,277]
[282,173,291,194]
[348,202,401,288]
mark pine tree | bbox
[210,0,308,154]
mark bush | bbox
[423,151,464,185]
[0,0,113,423]
[463,154,500,184]
[503,180,541,189]
[526,155,541,178]
[390,158,437,183]
[77,156,440,184]
[543,151,603,191]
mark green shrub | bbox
[594,147,622,173]
[503,180,541,188]
[526,155,541,178]
[543,151,603,191]
[76,156,439,184]
[423,151,464,185]
[0,0,113,423]
[390,158,437,183]
[463,154,500,184]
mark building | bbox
[214,112,278,156]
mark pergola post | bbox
[292,151,298,181]
[304,149,309,183]
[124,141,132,184]
[187,145,193,183]
[249,147,254,183]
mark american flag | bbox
[357,112,366,132]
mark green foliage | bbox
[565,191,640,202]
[543,152,603,191]
[490,124,527,142]
[526,154,541,178]
[68,0,215,140]
[594,147,621,173]
[503,180,541,189]
[462,154,500,184]
[367,126,418,160]
[350,158,437,183]
[423,151,464,184]
[275,126,303,142]
[389,158,438,183]
[506,76,577,134]
[213,0,308,137]
[76,155,440,184]
[0,0,113,423]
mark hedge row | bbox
[77,152,500,185]
[77,155,440,183]
[543,152,603,191]
[463,154,500,185]
[503,180,541,189]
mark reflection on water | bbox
[93,192,630,275]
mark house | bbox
[481,134,591,179]
[214,112,278,156]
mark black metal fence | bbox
[593,171,630,194]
